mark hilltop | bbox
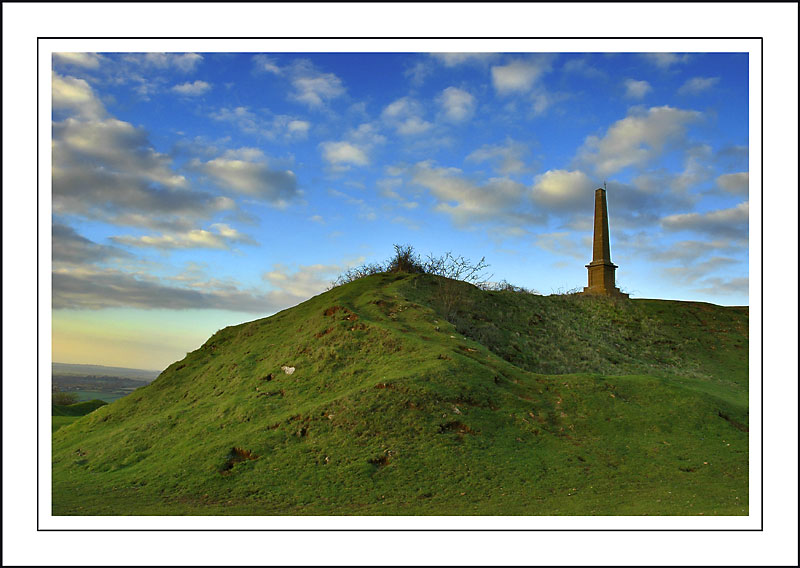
[52,272,748,515]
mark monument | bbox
[583,184,629,298]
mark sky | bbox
[50,51,750,370]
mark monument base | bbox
[581,286,629,299]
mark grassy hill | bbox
[52,272,748,515]
[52,399,108,433]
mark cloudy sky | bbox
[51,51,749,370]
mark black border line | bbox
[39,36,764,532]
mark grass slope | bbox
[52,399,108,433]
[52,273,748,515]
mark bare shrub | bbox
[331,244,426,288]
[423,251,490,284]
[478,279,540,295]
[423,252,491,323]
[330,262,384,288]
[387,244,425,274]
[53,391,79,406]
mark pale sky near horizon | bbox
[50,50,750,370]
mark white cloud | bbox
[149,53,202,72]
[193,149,298,202]
[531,170,596,211]
[53,223,131,265]
[624,79,652,99]
[491,58,551,95]
[404,60,433,86]
[376,177,418,211]
[263,262,344,301]
[53,264,277,312]
[382,97,432,135]
[662,257,741,287]
[210,106,261,132]
[52,72,105,120]
[52,82,237,229]
[716,172,749,195]
[377,178,402,199]
[530,90,564,116]
[562,58,606,78]
[410,161,534,226]
[661,202,749,239]
[53,52,105,69]
[431,53,497,67]
[466,139,529,175]
[348,122,386,146]
[678,76,720,95]
[641,53,691,69]
[397,116,432,135]
[531,169,691,227]
[319,122,386,170]
[252,54,282,74]
[320,141,369,167]
[54,117,187,189]
[649,239,740,263]
[52,75,237,229]
[633,144,713,195]
[210,106,311,140]
[391,216,421,230]
[382,97,415,118]
[437,87,476,122]
[287,119,310,138]
[122,53,204,73]
[576,105,701,176]
[111,223,256,250]
[252,56,347,108]
[251,57,345,107]
[693,276,749,297]
[171,80,212,96]
[535,232,588,260]
[287,59,345,108]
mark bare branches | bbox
[331,244,490,288]
[423,251,491,284]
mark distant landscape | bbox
[52,362,159,403]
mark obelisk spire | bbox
[583,185,628,298]
[592,186,612,264]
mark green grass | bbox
[68,390,131,403]
[52,416,80,433]
[52,399,108,432]
[52,273,748,515]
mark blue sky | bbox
[51,51,749,369]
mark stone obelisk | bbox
[583,186,628,298]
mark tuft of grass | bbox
[52,272,748,516]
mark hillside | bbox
[52,273,748,515]
[52,399,109,433]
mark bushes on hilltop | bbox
[333,244,490,287]
[333,244,496,323]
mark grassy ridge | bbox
[52,273,748,515]
[52,399,108,433]
[52,399,109,417]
